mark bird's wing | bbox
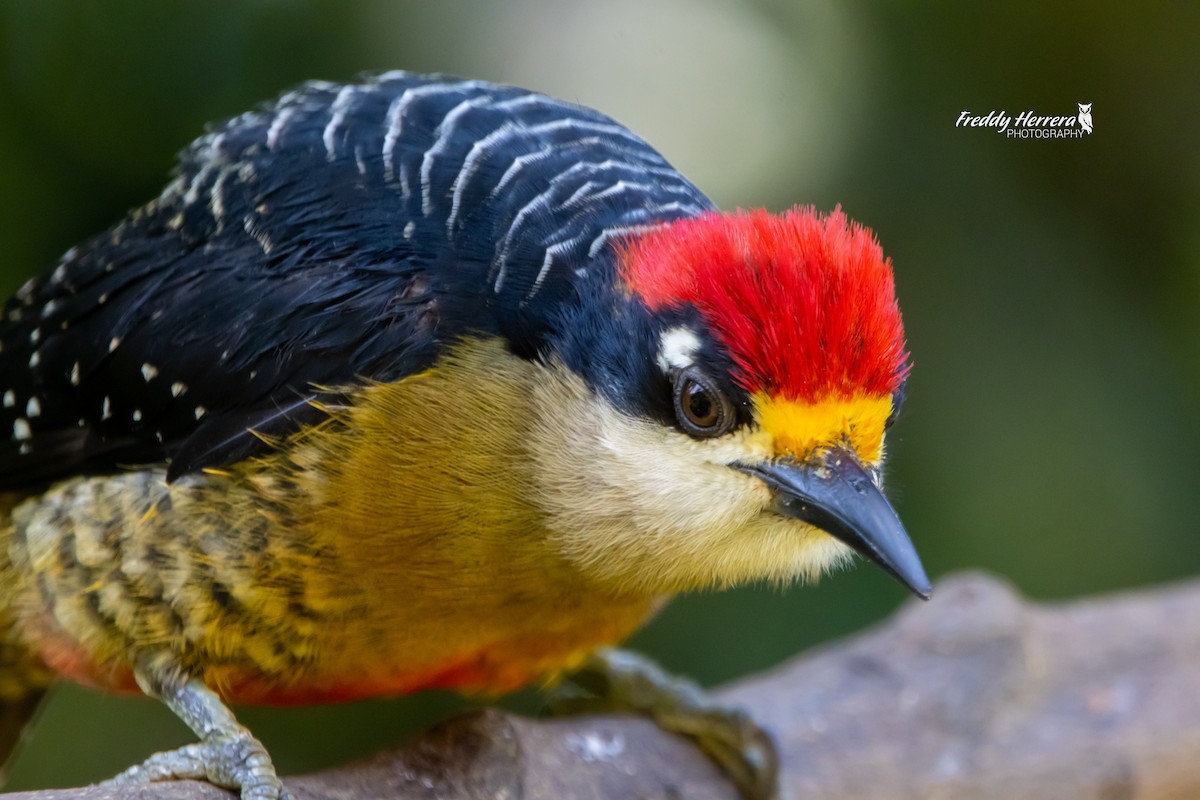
[0,73,713,489]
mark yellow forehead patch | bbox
[755,392,892,464]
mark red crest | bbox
[619,207,909,401]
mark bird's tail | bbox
[0,684,46,782]
[0,494,54,781]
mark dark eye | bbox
[673,367,735,438]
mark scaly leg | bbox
[555,648,779,800]
[103,663,290,800]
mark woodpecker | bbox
[0,72,927,799]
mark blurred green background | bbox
[1,0,1198,790]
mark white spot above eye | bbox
[12,418,31,440]
[70,361,81,385]
[132,409,142,422]
[25,397,40,418]
[141,363,159,381]
[102,396,112,421]
[2,390,13,408]
[171,382,188,397]
[194,405,207,420]
[656,327,702,372]
[109,337,122,352]
[98,293,109,304]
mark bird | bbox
[0,71,928,799]
[1077,102,1093,134]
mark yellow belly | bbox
[4,339,667,704]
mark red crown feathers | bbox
[618,206,909,402]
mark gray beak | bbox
[736,448,931,599]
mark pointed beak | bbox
[736,448,931,599]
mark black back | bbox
[0,72,714,489]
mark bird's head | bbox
[530,206,928,599]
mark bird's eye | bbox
[673,367,735,438]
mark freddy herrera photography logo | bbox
[957,103,1093,138]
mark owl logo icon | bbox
[1078,103,1093,134]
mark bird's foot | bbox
[553,647,778,800]
[101,663,290,800]
[105,731,290,800]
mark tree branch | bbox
[7,572,1200,799]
